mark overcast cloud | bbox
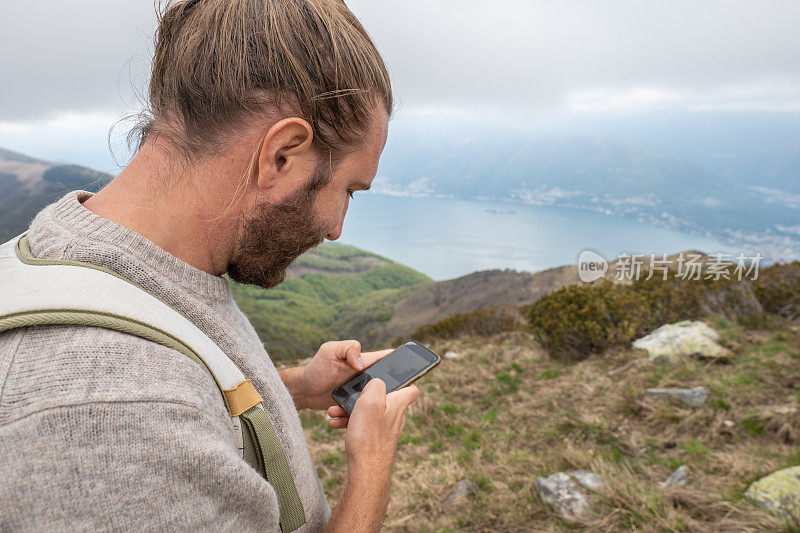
[2,0,800,172]
[1,0,800,124]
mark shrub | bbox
[526,261,800,360]
[409,305,521,344]
[403,260,798,361]
[753,261,800,320]
[526,281,652,360]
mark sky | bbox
[1,0,799,171]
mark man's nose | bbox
[326,198,349,241]
[326,223,343,241]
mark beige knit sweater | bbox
[0,190,331,531]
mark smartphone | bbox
[331,340,441,414]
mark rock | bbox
[632,320,731,363]
[660,465,690,487]
[443,479,478,507]
[745,466,800,522]
[646,386,708,407]
[443,351,460,360]
[535,472,589,522]
[568,470,605,491]
[720,419,736,436]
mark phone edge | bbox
[331,344,443,415]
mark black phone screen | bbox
[332,341,440,413]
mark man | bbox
[0,0,418,531]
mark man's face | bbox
[227,108,389,289]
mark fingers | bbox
[327,405,351,429]
[329,416,349,429]
[327,405,349,418]
[358,348,394,369]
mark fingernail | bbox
[356,357,364,368]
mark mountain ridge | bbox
[0,147,111,242]
[0,146,724,360]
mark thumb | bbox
[354,377,387,412]
[344,340,364,371]
[335,340,363,371]
[387,384,420,414]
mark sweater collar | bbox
[27,189,233,303]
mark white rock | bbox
[646,386,709,407]
[443,479,477,507]
[661,465,690,488]
[535,472,589,522]
[568,470,605,491]
[443,351,460,360]
[632,320,731,363]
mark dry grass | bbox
[300,318,800,531]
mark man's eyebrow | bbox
[355,181,372,190]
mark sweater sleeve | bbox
[0,399,284,532]
[0,325,296,532]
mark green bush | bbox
[526,262,800,360]
[526,281,652,361]
[409,305,521,344]
[753,261,800,319]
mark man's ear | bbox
[254,117,315,192]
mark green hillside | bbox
[231,249,589,360]
[301,262,800,531]
[229,242,432,360]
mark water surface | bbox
[339,194,740,281]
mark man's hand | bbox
[325,378,419,532]
[344,378,419,473]
[280,340,393,411]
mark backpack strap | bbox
[0,234,306,532]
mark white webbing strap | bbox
[0,233,308,531]
[0,234,250,442]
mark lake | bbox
[338,193,742,281]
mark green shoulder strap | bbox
[1,234,306,532]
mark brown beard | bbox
[227,164,330,289]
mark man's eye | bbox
[347,190,356,199]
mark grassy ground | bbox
[298,317,800,531]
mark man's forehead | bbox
[358,109,388,160]
[380,111,389,147]
[336,106,388,184]
[373,109,390,155]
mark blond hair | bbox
[135,0,393,162]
